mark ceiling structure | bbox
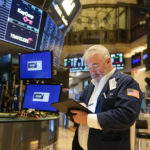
[62,0,147,63]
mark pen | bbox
[103,92,106,99]
[88,103,93,107]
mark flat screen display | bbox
[39,13,64,66]
[131,52,141,68]
[143,50,148,64]
[64,57,88,72]
[22,84,61,112]
[0,54,11,83]
[19,51,52,79]
[0,0,42,50]
[110,53,124,70]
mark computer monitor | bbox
[19,51,52,79]
[0,54,12,83]
[110,53,124,70]
[22,84,61,112]
[131,52,141,68]
[143,50,148,64]
[64,57,88,72]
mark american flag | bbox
[127,89,139,99]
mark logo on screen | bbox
[17,8,34,19]
[33,92,50,102]
[23,16,33,25]
[27,61,42,71]
[10,33,33,44]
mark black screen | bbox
[0,54,11,83]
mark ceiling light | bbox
[124,45,147,58]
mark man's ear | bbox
[106,57,111,64]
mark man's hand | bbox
[70,110,88,125]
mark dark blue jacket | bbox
[72,70,143,150]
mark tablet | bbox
[51,99,92,115]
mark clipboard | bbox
[51,99,92,121]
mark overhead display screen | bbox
[48,0,81,35]
[0,0,42,50]
[40,14,65,66]
[64,57,88,72]
[131,52,141,68]
[143,50,148,64]
[111,53,124,70]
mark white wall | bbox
[69,82,83,99]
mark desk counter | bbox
[0,115,59,150]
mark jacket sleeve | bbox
[97,77,143,131]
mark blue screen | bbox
[20,51,52,79]
[22,84,61,112]
[0,0,42,50]
[131,53,141,68]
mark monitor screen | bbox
[39,13,65,66]
[0,0,43,50]
[131,52,141,68]
[110,53,124,70]
[0,54,11,83]
[22,84,61,112]
[64,57,88,72]
[143,50,148,64]
[19,51,52,79]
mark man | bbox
[71,45,143,150]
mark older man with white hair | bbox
[71,45,143,150]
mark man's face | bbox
[85,54,108,82]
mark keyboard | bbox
[0,112,18,118]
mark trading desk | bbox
[0,115,59,150]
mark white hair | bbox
[83,45,110,62]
